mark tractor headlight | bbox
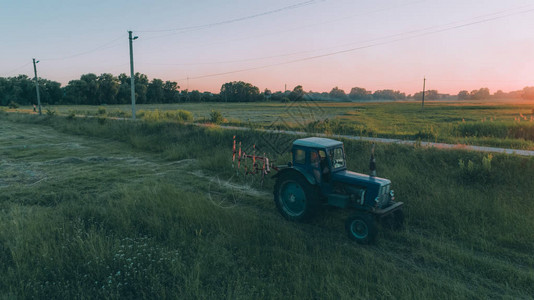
[390,190,395,201]
[374,196,380,207]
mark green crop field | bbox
[10,99,534,150]
[1,102,534,298]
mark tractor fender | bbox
[272,166,317,185]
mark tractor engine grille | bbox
[377,184,390,208]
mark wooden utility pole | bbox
[421,77,426,109]
[128,31,138,120]
[32,58,42,115]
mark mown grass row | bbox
[1,111,534,298]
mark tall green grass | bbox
[1,113,533,298]
[137,109,194,123]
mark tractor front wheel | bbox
[345,213,377,244]
[274,173,319,222]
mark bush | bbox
[97,107,106,115]
[482,153,493,172]
[177,110,194,122]
[414,126,438,141]
[45,108,56,117]
[139,109,193,123]
[210,110,225,124]
[458,153,494,184]
[8,101,19,109]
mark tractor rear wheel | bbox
[345,213,377,244]
[274,172,319,222]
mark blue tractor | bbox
[273,137,404,244]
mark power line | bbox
[140,0,426,47]
[40,35,124,61]
[308,3,534,57]
[4,0,423,78]
[139,0,428,65]
[138,50,312,67]
[137,0,326,42]
[142,3,534,68]
[2,62,32,77]
[178,5,534,81]
[137,0,320,34]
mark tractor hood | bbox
[332,170,391,188]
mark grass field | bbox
[1,108,533,299]
[9,99,534,150]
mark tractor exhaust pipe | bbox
[369,143,376,177]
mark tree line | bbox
[1,73,534,106]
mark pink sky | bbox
[2,0,534,95]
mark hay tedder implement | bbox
[231,136,278,186]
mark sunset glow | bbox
[2,0,534,95]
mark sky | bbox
[2,0,534,95]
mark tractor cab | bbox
[291,137,346,184]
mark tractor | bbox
[232,136,404,244]
[272,137,403,244]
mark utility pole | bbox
[32,58,42,115]
[421,77,426,109]
[128,31,138,120]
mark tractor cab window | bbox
[329,147,345,169]
[318,150,327,160]
[311,149,330,183]
[294,148,306,165]
[310,151,320,167]
[311,150,328,169]
[318,150,329,172]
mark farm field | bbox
[1,110,533,298]
[10,99,534,150]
